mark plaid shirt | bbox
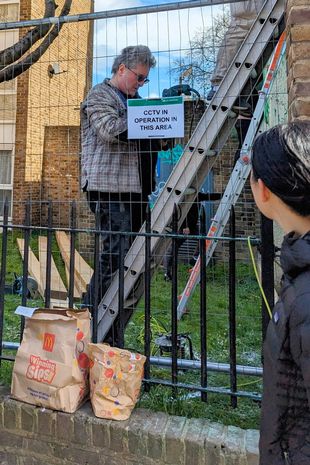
[81,79,141,193]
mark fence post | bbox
[68,201,77,309]
[0,199,9,365]
[44,201,53,308]
[20,200,31,339]
[116,232,125,348]
[92,201,101,343]
[229,206,237,408]
[260,214,274,342]
[171,204,179,396]
[144,204,151,392]
[199,205,208,402]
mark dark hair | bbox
[252,121,310,216]
[111,45,156,74]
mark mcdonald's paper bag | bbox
[11,308,91,413]
[89,344,146,421]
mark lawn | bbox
[126,261,262,429]
[0,232,263,429]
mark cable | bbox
[247,236,273,319]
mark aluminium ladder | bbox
[177,31,286,318]
[96,0,285,342]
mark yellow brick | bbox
[13,0,92,224]
[290,25,310,42]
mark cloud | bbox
[94,1,225,54]
[95,0,143,12]
[93,1,226,95]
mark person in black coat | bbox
[250,121,310,465]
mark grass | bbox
[0,232,263,429]
[125,261,262,429]
[137,386,260,429]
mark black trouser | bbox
[83,193,147,312]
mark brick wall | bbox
[286,0,310,120]
[0,387,259,465]
[13,0,93,225]
[40,126,80,228]
[13,1,31,224]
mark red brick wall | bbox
[286,0,310,120]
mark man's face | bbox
[116,63,150,97]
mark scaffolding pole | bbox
[0,0,250,31]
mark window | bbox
[0,3,19,220]
[0,80,16,92]
[0,94,16,120]
[0,189,12,217]
[0,30,19,55]
[0,148,13,218]
[0,150,12,184]
[0,3,19,22]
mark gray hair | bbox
[111,45,156,74]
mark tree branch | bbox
[170,11,229,97]
[0,0,73,82]
[0,0,56,70]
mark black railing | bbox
[0,199,275,404]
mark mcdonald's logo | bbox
[43,333,55,352]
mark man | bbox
[81,45,165,312]
[207,0,265,112]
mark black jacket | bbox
[260,231,310,465]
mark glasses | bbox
[127,67,149,84]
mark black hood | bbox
[280,231,310,277]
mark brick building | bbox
[286,0,310,121]
[1,0,93,225]
[0,2,19,220]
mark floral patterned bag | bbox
[88,343,146,420]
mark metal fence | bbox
[0,198,275,407]
[0,0,283,411]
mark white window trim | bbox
[0,90,17,94]
[0,143,14,221]
[0,184,13,189]
[0,1,19,6]
[0,146,14,189]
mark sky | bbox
[93,0,226,97]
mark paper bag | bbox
[11,308,91,413]
[89,343,146,420]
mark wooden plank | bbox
[50,298,70,309]
[64,261,81,300]
[56,231,93,294]
[16,238,44,299]
[38,236,68,301]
